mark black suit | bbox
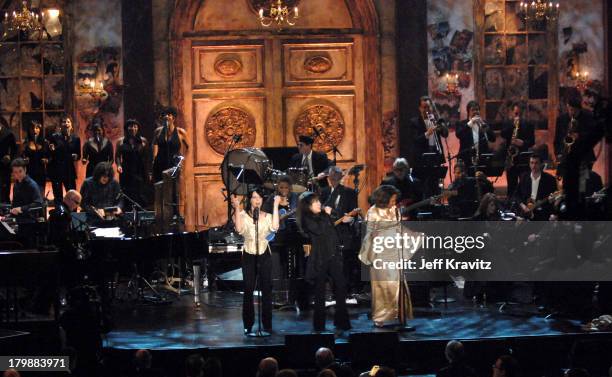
[48,132,81,203]
[289,151,330,177]
[409,116,448,197]
[381,173,423,204]
[0,127,17,202]
[554,110,603,218]
[455,119,496,174]
[515,171,557,220]
[501,118,535,198]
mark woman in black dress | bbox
[297,191,351,332]
[152,106,188,183]
[116,119,149,209]
[82,119,114,178]
[22,121,48,193]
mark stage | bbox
[101,288,612,377]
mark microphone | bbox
[312,127,322,137]
[115,190,124,202]
[253,207,260,221]
[395,206,400,222]
[233,134,242,142]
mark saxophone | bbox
[505,117,520,169]
[564,117,577,154]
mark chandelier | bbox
[258,0,299,28]
[2,1,43,35]
[519,1,559,25]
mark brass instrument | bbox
[564,117,577,154]
[506,117,520,168]
[424,98,449,156]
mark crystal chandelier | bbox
[2,1,43,35]
[258,0,299,28]
[519,1,559,25]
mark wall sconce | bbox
[574,71,589,91]
[445,72,460,94]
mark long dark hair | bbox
[296,191,320,234]
[473,192,500,220]
[371,185,400,208]
[245,186,266,217]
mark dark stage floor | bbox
[103,288,591,350]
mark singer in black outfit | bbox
[80,162,122,224]
[409,96,449,197]
[298,191,351,332]
[152,106,189,183]
[82,119,114,178]
[456,101,496,175]
[501,103,535,198]
[0,118,17,203]
[116,119,149,209]
[48,115,81,204]
[232,188,280,334]
[22,121,48,193]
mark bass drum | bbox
[221,148,270,196]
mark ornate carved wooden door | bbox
[181,35,367,229]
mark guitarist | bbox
[381,158,423,207]
[515,154,557,221]
[320,166,360,292]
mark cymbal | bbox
[292,184,307,193]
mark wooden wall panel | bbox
[282,41,354,86]
[193,174,227,228]
[192,43,264,88]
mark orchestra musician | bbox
[456,101,496,175]
[48,114,81,205]
[22,121,49,193]
[0,117,17,203]
[152,106,189,183]
[82,119,114,178]
[409,96,449,196]
[471,192,503,221]
[320,166,360,292]
[447,162,479,219]
[554,96,603,219]
[501,103,535,198]
[381,158,423,207]
[289,135,330,178]
[80,162,122,224]
[8,158,43,221]
[116,119,149,209]
[358,185,413,328]
[231,188,280,334]
[515,153,558,221]
[297,191,351,332]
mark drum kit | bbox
[222,147,312,194]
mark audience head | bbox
[277,369,299,377]
[492,355,519,377]
[445,340,466,363]
[315,347,335,369]
[203,357,222,377]
[185,353,205,377]
[133,349,152,371]
[256,357,278,377]
[371,185,400,209]
[317,369,337,377]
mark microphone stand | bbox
[220,136,242,231]
[118,191,146,238]
[248,207,270,337]
[395,207,415,332]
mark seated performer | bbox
[447,162,478,219]
[501,103,535,198]
[456,101,496,175]
[8,157,43,221]
[48,190,83,286]
[298,191,351,332]
[80,162,122,224]
[471,192,503,221]
[515,153,558,221]
[409,96,449,197]
[381,158,423,206]
[232,188,280,334]
[289,135,330,178]
[320,166,359,292]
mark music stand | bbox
[413,153,448,181]
[470,153,504,177]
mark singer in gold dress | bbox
[359,185,415,327]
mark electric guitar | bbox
[265,208,297,242]
[400,190,458,219]
[333,208,362,226]
[523,190,564,219]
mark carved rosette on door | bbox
[204,106,256,154]
[293,104,345,153]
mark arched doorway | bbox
[170,0,382,229]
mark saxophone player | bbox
[501,103,534,199]
[554,95,603,219]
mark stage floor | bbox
[103,289,589,350]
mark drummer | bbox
[290,135,330,178]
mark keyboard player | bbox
[80,162,123,225]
